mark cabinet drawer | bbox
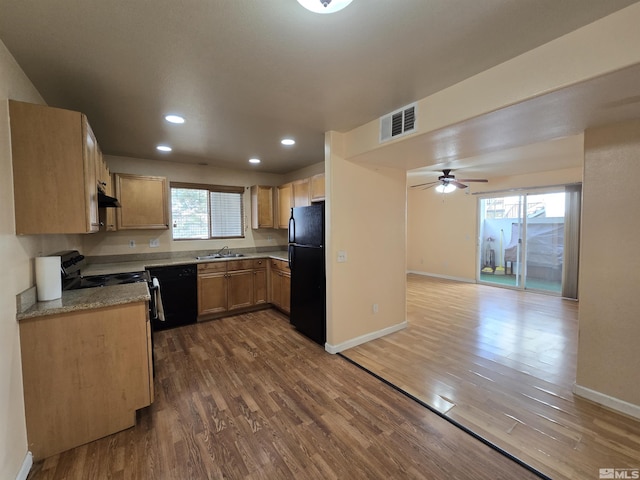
[198,262,227,273]
[226,259,254,271]
[253,258,267,269]
[270,259,289,271]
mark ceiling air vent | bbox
[380,103,417,143]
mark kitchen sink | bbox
[196,253,244,260]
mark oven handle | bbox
[149,278,159,321]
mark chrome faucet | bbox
[216,246,229,256]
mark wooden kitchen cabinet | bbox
[276,183,293,229]
[310,173,325,202]
[19,302,153,459]
[197,259,268,319]
[250,185,274,229]
[115,173,169,230]
[292,178,311,207]
[9,100,101,234]
[198,264,228,316]
[270,259,291,314]
[253,258,268,305]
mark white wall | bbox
[0,39,82,479]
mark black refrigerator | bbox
[288,203,326,346]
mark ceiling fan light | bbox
[435,183,456,194]
[297,0,353,14]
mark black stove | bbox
[57,250,151,291]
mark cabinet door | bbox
[9,101,100,234]
[270,268,282,309]
[254,268,268,305]
[227,270,254,311]
[277,183,293,229]
[198,272,228,315]
[293,179,310,207]
[281,271,291,314]
[251,185,274,229]
[82,118,100,232]
[311,173,325,202]
[115,173,169,230]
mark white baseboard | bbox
[325,320,408,354]
[407,270,476,284]
[16,451,32,480]
[573,383,640,420]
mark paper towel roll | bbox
[35,256,62,301]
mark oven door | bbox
[148,278,159,323]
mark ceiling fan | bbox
[411,169,488,192]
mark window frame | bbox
[170,181,245,240]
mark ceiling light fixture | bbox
[164,114,185,124]
[249,158,261,164]
[435,183,456,194]
[281,138,295,146]
[156,145,172,152]
[297,0,353,14]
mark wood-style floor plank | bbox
[28,308,540,480]
[342,274,640,480]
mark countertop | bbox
[82,250,289,276]
[17,283,150,321]
[17,251,289,320]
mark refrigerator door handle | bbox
[288,244,294,269]
[288,209,295,244]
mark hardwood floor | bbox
[27,308,541,480]
[342,274,640,480]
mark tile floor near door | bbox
[342,274,640,480]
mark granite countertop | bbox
[17,283,150,321]
[17,250,289,320]
[82,250,289,276]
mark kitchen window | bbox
[170,182,245,240]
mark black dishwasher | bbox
[146,264,197,331]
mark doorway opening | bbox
[478,187,580,297]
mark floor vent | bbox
[380,103,417,143]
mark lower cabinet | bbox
[19,302,153,460]
[270,259,291,314]
[197,259,269,318]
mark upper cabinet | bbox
[114,173,169,230]
[292,178,310,208]
[250,185,274,229]
[276,183,293,229]
[9,100,100,234]
[310,173,325,202]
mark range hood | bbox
[98,190,121,208]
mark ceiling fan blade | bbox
[450,180,468,189]
[410,181,439,188]
[457,178,488,183]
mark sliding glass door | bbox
[478,187,579,296]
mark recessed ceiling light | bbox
[281,138,295,146]
[249,158,261,164]
[164,114,185,124]
[156,145,172,152]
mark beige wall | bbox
[325,132,407,350]
[407,166,583,281]
[345,2,640,162]
[83,155,294,257]
[1,40,82,478]
[576,120,640,407]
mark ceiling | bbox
[1,0,639,174]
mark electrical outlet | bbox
[337,250,347,263]
[373,303,379,314]
[129,240,136,248]
[149,238,160,248]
